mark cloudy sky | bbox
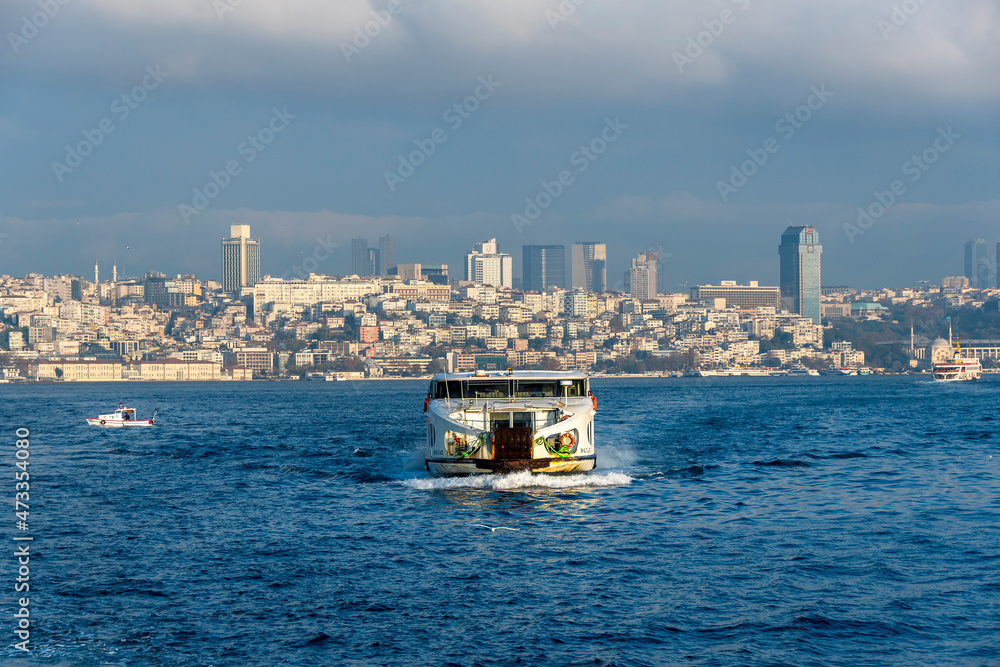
[1,0,997,289]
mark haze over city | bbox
[1,0,998,287]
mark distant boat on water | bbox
[933,338,981,382]
[86,402,156,427]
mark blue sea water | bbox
[1,376,998,666]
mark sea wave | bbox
[399,470,633,491]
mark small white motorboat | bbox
[86,402,156,427]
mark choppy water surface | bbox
[1,376,998,666]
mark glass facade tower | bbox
[570,242,607,293]
[779,226,822,323]
[522,245,566,292]
[965,238,991,288]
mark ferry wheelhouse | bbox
[423,370,597,475]
[933,339,981,382]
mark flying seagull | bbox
[469,523,519,532]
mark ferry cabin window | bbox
[433,380,511,399]
[435,380,464,399]
[513,380,586,397]
[466,381,509,398]
[491,413,535,429]
[433,379,586,399]
[512,412,533,429]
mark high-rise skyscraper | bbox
[378,236,395,276]
[779,225,822,323]
[964,238,991,288]
[352,237,370,276]
[221,224,260,293]
[629,251,658,300]
[571,242,607,293]
[351,236,395,276]
[522,245,566,292]
[465,238,512,288]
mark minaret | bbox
[94,257,99,285]
[113,255,117,283]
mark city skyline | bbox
[34,226,1000,298]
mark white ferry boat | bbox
[933,339,981,382]
[786,365,820,376]
[86,402,156,427]
[821,366,857,376]
[423,370,597,474]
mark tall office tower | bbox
[352,237,370,276]
[221,224,261,293]
[964,238,991,288]
[522,245,566,292]
[367,248,381,277]
[570,242,607,293]
[465,238,513,288]
[629,251,658,300]
[94,257,98,285]
[378,236,395,276]
[778,225,822,323]
[995,242,1000,289]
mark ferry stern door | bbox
[493,412,534,461]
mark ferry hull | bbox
[86,418,154,427]
[425,455,597,475]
